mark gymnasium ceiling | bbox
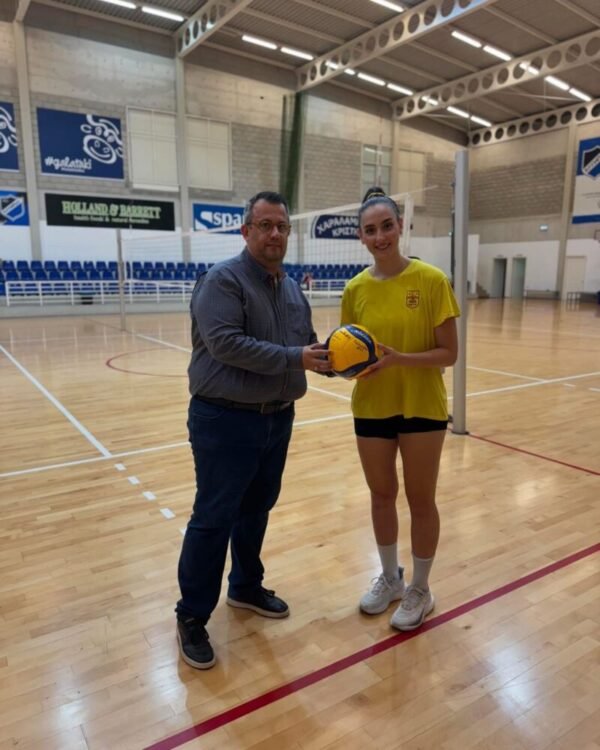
[10,0,600,145]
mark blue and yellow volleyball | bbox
[326,324,379,379]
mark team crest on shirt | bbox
[406,290,420,309]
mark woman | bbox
[341,187,460,631]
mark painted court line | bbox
[468,432,600,476]
[0,343,112,458]
[463,370,600,398]
[0,413,356,478]
[466,365,544,382]
[144,542,600,750]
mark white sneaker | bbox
[390,585,434,631]
[359,567,405,614]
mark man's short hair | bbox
[244,191,289,224]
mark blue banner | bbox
[311,214,359,239]
[0,102,19,172]
[193,203,243,234]
[38,108,124,179]
[0,190,28,226]
[573,137,600,224]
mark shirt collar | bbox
[242,247,286,282]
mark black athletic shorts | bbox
[354,415,448,439]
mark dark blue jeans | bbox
[176,397,295,624]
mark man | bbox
[176,190,330,669]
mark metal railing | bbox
[4,279,196,306]
[3,277,350,307]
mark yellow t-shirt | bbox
[340,259,460,420]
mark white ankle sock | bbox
[377,543,400,580]
[411,553,434,591]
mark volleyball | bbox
[326,324,379,378]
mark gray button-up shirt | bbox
[188,248,317,403]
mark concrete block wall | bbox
[471,156,565,220]
[424,157,454,219]
[303,134,362,211]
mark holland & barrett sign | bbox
[45,193,175,230]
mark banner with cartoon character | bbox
[573,136,600,224]
[37,108,124,180]
[0,102,19,172]
[0,191,28,225]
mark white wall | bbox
[0,226,32,260]
[567,239,600,294]
[478,238,600,295]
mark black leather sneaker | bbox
[176,617,215,669]
[226,587,289,618]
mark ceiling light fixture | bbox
[141,5,184,21]
[569,87,592,102]
[357,72,386,86]
[281,46,314,60]
[241,34,277,50]
[447,106,470,118]
[98,0,137,8]
[422,95,439,105]
[519,62,540,75]
[471,115,492,127]
[387,83,414,95]
[370,0,405,12]
[451,30,481,48]
[545,75,570,91]
[483,45,511,61]
[344,68,357,76]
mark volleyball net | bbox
[120,190,431,295]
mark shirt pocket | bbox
[286,302,311,343]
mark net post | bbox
[116,229,127,332]
[401,194,414,255]
[452,150,469,435]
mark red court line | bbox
[105,349,186,378]
[144,542,599,750]
[468,432,600,476]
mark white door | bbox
[511,257,526,299]
[563,256,587,295]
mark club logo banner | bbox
[45,193,175,231]
[0,190,28,225]
[311,214,359,239]
[38,108,124,179]
[0,102,19,172]
[193,203,243,234]
[573,136,600,224]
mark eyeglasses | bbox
[246,220,292,236]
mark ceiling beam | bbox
[484,7,555,44]
[34,0,172,36]
[292,0,374,30]
[552,0,600,26]
[176,0,253,58]
[242,9,343,45]
[393,29,600,121]
[469,96,600,147]
[296,0,499,92]
[15,0,32,22]
[484,5,600,74]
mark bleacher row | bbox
[0,260,369,297]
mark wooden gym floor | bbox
[0,299,599,750]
